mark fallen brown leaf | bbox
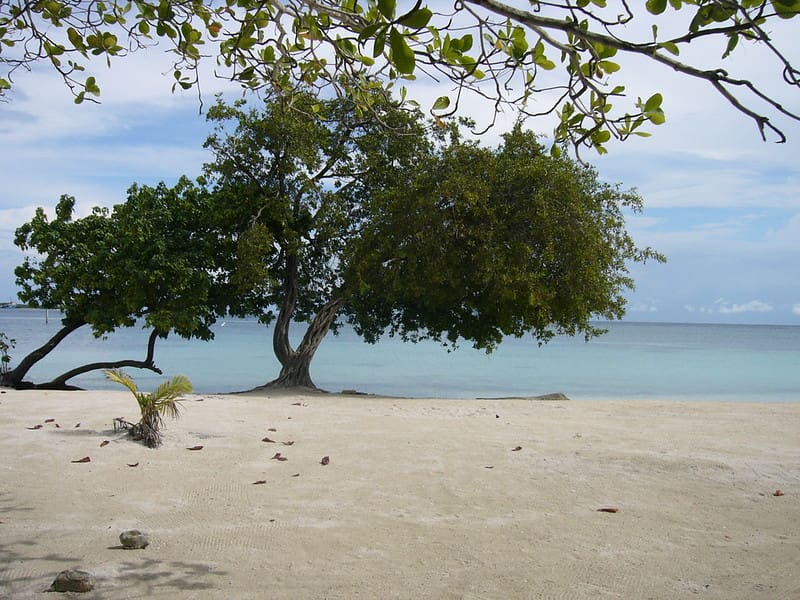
[282,441,295,446]
[320,456,330,466]
[54,423,60,428]
[271,453,288,461]
[71,456,91,463]
[100,440,109,447]
[774,490,785,497]
[261,437,275,443]
[512,446,523,451]
[126,462,139,468]
[74,423,80,428]
[267,428,277,432]
[44,418,55,423]
[291,473,300,477]
[484,466,495,469]
[186,445,204,451]
[26,424,43,430]
[252,480,267,485]
[597,507,619,513]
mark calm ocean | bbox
[1,309,798,401]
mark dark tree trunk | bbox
[265,297,345,390]
[31,329,164,390]
[269,353,316,388]
[0,319,85,388]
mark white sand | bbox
[0,389,798,599]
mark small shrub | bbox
[105,369,192,448]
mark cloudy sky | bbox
[0,10,798,326]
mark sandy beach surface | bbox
[0,388,798,599]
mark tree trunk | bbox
[0,319,85,388]
[269,353,316,388]
[264,297,345,390]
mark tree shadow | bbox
[0,492,83,596]
[0,492,228,596]
[107,557,228,595]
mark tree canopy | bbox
[344,124,661,349]
[6,178,221,388]
[1,1,797,153]
[200,94,663,388]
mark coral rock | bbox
[120,529,150,549]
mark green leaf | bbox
[646,0,668,14]
[67,27,85,51]
[659,41,680,55]
[373,31,386,57]
[377,0,396,20]
[722,33,739,58]
[432,95,450,111]
[772,0,800,18]
[644,93,662,112]
[534,55,556,70]
[389,27,415,74]
[85,76,100,95]
[358,23,381,43]
[398,7,432,29]
[598,60,620,73]
[591,129,611,144]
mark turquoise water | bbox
[1,309,798,401]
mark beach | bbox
[1,389,798,599]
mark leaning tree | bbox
[202,93,663,389]
[1,1,798,153]
[5,177,220,389]
[201,92,434,387]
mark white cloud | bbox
[793,304,800,316]
[683,299,777,316]
[629,302,658,313]
[717,300,774,314]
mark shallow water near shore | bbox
[1,308,798,400]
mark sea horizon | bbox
[1,308,798,401]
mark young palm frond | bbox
[105,369,193,448]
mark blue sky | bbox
[0,17,798,326]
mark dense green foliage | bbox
[1,1,797,152]
[345,125,663,350]
[6,179,220,388]
[15,178,218,339]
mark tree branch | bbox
[20,329,164,390]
